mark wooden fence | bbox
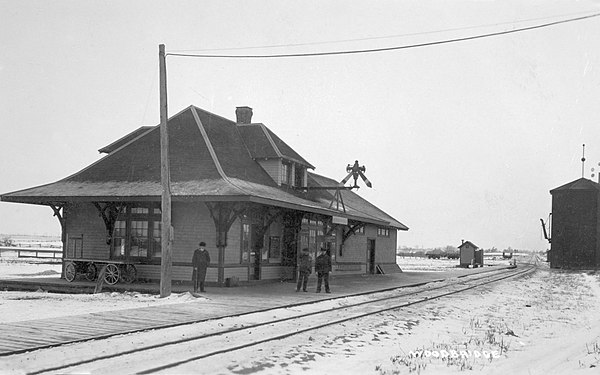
[0,247,62,259]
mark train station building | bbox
[1,106,408,286]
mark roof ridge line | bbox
[191,105,237,125]
[98,126,154,153]
[191,107,227,179]
[191,107,250,196]
[259,123,284,159]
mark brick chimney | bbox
[235,106,253,124]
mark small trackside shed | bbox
[458,240,482,268]
[549,177,600,269]
[1,105,408,286]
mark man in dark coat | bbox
[296,248,312,292]
[315,247,331,293]
[192,241,210,293]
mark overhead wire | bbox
[166,12,600,59]
[168,9,600,54]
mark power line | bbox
[168,10,600,54]
[166,12,600,59]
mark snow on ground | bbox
[397,256,514,272]
[1,256,600,374]
[0,257,201,322]
[201,264,600,375]
[0,254,489,323]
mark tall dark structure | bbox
[549,178,600,269]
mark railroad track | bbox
[2,259,537,374]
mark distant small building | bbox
[458,240,483,268]
[548,178,600,269]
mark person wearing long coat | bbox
[315,248,331,293]
[192,241,211,293]
[296,248,312,292]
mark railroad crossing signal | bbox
[341,160,372,189]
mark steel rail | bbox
[139,265,536,374]
[0,261,516,358]
[28,261,536,375]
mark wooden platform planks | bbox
[0,301,249,356]
[0,269,466,356]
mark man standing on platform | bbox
[192,241,210,293]
[296,248,311,292]
[315,247,331,293]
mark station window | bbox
[241,223,251,263]
[110,203,161,262]
[67,235,83,258]
[282,162,292,186]
[300,215,334,262]
[377,227,390,237]
[240,221,271,264]
[294,166,305,187]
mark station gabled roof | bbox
[97,126,154,154]
[237,123,314,169]
[1,105,407,229]
[550,177,600,194]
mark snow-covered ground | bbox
[0,257,599,374]
[192,263,600,375]
[397,255,523,272]
[0,257,199,322]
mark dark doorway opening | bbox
[251,224,263,280]
[368,238,376,274]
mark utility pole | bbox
[581,143,586,178]
[159,44,172,297]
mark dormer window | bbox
[282,162,292,186]
[294,165,305,187]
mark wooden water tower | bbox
[549,178,600,269]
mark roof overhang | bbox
[1,192,402,229]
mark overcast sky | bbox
[1,0,600,251]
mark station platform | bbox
[0,265,505,296]
[0,265,510,356]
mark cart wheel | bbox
[65,262,76,282]
[120,264,137,284]
[104,263,120,285]
[85,263,97,281]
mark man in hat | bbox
[192,242,210,293]
[315,247,331,293]
[296,248,312,292]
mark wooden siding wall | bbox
[460,246,476,265]
[172,201,215,264]
[225,217,242,264]
[334,224,397,274]
[170,202,245,281]
[375,228,397,263]
[261,265,285,280]
[224,267,249,281]
[65,203,111,260]
[63,202,400,281]
[550,190,600,269]
[63,202,228,282]
[332,224,364,275]
[136,264,218,283]
[338,226,366,263]
[257,159,281,185]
